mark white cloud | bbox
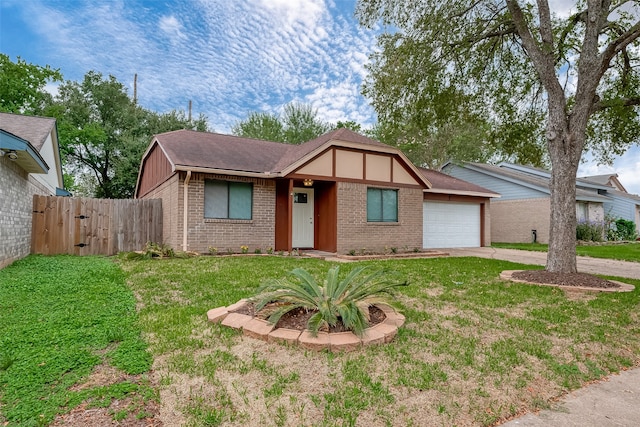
[8,0,378,134]
[158,15,186,44]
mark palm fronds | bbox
[249,266,407,337]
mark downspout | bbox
[183,170,191,252]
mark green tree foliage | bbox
[46,71,207,198]
[231,111,284,142]
[0,54,62,114]
[232,102,332,144]
[357,0,640,273]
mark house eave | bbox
[175,165,279,179]
[424,189,501,198]
[0,130,50,174]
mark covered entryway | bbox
[423,201,480,248]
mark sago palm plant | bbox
[249,265,406,337]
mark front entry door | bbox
[292,188,314,248]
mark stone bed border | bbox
[500,270,635,293]
[207,299,405,352]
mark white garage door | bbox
[423,201,480,248]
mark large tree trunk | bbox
[545,116,585,273]
[546,143,579,273]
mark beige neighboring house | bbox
[442,162,611,244]
[0,112,67,268]
[134,128,498,254]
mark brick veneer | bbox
[181,173,276,253]
[142,173,425,254]
[142,173,180,249]
[491,198,551,243]
[336,182,423,253]
[0,157,53,269]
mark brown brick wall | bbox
[182,173,276,253]
[141,173,179,249]
[491,198,551,243]
[336,182,423,253]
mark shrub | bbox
[576,220,604,242]
[614,219,638,241]
[249,266,407,337]
[125,242,176,259]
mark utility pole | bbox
[133,74,138,104]
[188,100,192,122]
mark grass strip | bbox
[492,242,640,262]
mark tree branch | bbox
[598,20,640,80]
[593,96,640,112]
[505,0,564,100]
[537,0,554,49]
[556,10,588,65]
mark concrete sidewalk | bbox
[446,247,640,280]
[500,368,640,427]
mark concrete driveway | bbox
[446,247,640,280]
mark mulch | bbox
[511,270,621,289]
[233,302,386,332]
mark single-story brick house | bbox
[442,161,615,244]
[135,128,498,253]
[0,112,66,268]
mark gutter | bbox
[175,165,276,178]
[183,170,191,252]
[424,189,501,198]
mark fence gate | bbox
[31,195,162,256]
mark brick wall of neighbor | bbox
[141,173,180,249]
[336,182,423,253]
[182,173,276,253]
[491,198,551,243]
[0,158,54,269]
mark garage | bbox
[423,201,480,248]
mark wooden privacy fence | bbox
[32,196,162,256]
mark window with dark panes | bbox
[367,188,398,222]
[204,180,252,219]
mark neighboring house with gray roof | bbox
[0,112,66,268]
[442,161,613,244]
[135,128,498,253]
[579,173,640,235]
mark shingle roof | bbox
[155,130,290,173]
[464,162,609,201]
[154,128,400,175]
[580,174,616,186]
[0,112,56,151]
[419,167,499,196]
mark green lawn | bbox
[492,242,640,262]
[119,254,640,426]
[3,254,639,426]
[0,255,155,427]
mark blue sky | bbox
[1,0,638,194]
